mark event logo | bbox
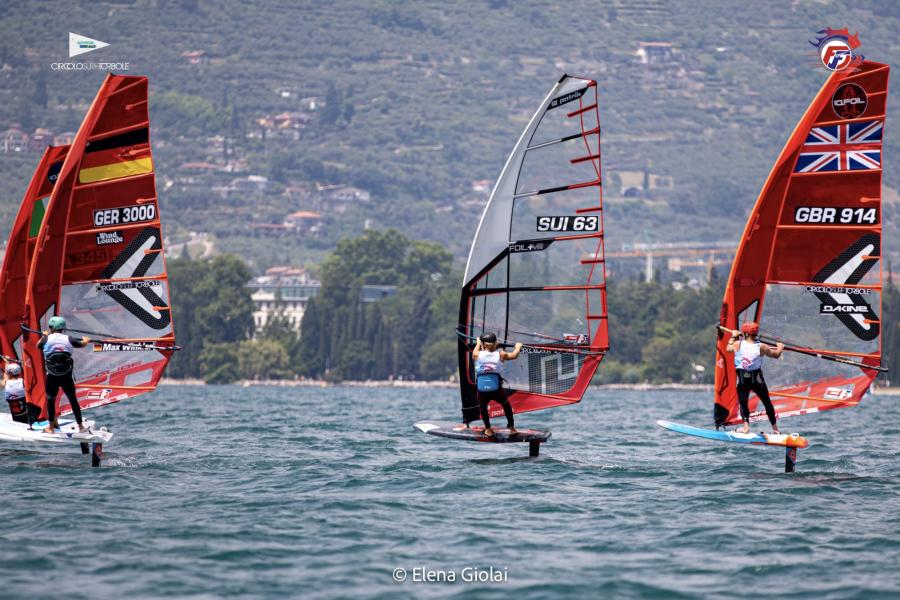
[809,28,863,71]
[69,32,109,58]
[52,33,128,71]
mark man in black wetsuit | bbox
[38,316,90,434]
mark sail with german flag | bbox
[457,74,609,424]
[22,74,177,419]
[0,145,69,364]
[714,60,889,426]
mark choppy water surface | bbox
[1,385,898,599]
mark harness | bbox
[43,332,75,376]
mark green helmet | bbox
[48,316,66,331]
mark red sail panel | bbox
[23,75,175,419]
[458,75,608,423]
[714,61,888,426]
[0,145,69,363]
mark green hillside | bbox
[1,0,899,271]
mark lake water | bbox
[1,385,898,599]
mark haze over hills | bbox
[1,0,899,273]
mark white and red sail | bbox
[22,74,176,419]
[0,145,69,363]
[458,75,608,423]
[714,60,889,425]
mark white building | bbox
[247,267,399,336]
[248,267,318,334]
[635,42,674,65]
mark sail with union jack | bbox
[794,119,883,172]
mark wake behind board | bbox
[414,420,551,457]
[657,419,808,473]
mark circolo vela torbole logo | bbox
[52,32,128,71]
[810,28,864,71]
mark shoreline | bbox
[158,378,900,395]
[160,378,713,391]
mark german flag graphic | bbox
[79,128,153,184]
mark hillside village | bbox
[1,34,761,265]
[1,1,899,275]
[2,0,900,384]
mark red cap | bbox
[741,321,759,335]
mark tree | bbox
[238,339,291,380]
[200,342,239,384]
[33,71,47,109]
[167,255,254,380]
[295,230,455,380]
[298,298,323,376]
[321,81,341,126]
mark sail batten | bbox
[714,61,889,426]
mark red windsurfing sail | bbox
[22,74,176,419]
[458,74,609,423]
[0,145,69,363]
[714,60,889,426]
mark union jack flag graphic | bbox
[794,120,883,173]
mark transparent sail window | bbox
[529,84,598,148]
[516,133,601,195]
[504,288,600,346]
[507,238,604,289]
[762,283,880,355]
[501,350,585,395]
[61,280,174,341]
[510,185,602,241]
[467,291,509,341]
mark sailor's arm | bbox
[69,335,90,348]
[472,338,482,360]
[761,342,785,359]
[501,342,523,360]
[725,331,741,352]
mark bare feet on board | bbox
[43,421,58,434]
[77,424,88,433]
[771,425,780,434]
[737,423,750,434]
[508,427,518,436]
[483,427,494,437]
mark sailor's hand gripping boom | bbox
[715,325,886,372]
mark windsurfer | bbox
[3,361,39,424]
[725,322,784,434]
[38,317,90,434]
[472,333,522,437]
